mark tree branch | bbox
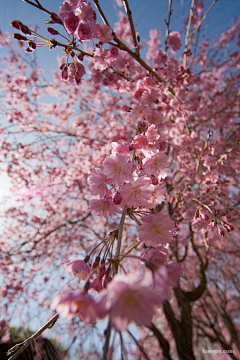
[8,314,59,360]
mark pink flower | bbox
[119,177,152,208]
[138,213,175,246]
[141,245,168,267]
[88,197,119,217]
[51,291,98,324]
[97,270,162,331]
[168,31,182,51]
[142,152,169,179]
[64,12,79,34]
[77,22,92,40]
[66,0,79,9]
[59,1,72,20]
[93,24,113,43]
[133,134,148,149]
[63,258,90,282]
[77,1,96,25]
[145,124,160,144]
[88,168,110,198]
[93,47,111,70]
[111,141,130,156]
[68,60,85,84]
[148,184,165,208]
[102,153,131,186]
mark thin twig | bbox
[110,39,164,83]
[165,0,173,52]
[190,0,218,40]
[93,0,163,82]
[115,204,128,259]
[8,314,59,360]
[183,0,195,68]
[127,329,151,360]
[93,0,110,26]
[102,320,112,360]
[23,0,52,16]
[123,0,140,56]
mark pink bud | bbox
[77,53,84,61]
[75,71,82,85]
[113,192,122,205]
[218,228,225,237]
[227,224,234,232]
[151,175,158,185]
[28,41,36,50]
[14,33,28,41]
[61,66,68,81]
[21,24,32,35]
[11,20,23,30]
[47,27,59,35]
[59,63,66,70]
[51,12,63,24]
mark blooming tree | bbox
[0,0,240,359]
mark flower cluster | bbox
[52,261,181,331]
[11,1,114,85]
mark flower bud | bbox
[13,33,28,41]
[61,66,68,81]
[113,192,122,205]
[59,63,66,70]
[11,20,23,30]
[228,224,234,231]
[75,71,81,85]
[77,53,84,61]
[151,175,158,185]
[47,27,59,35]
[218,228,225,237]
[51,12,63,24]
[28,41,36,51]
[21,24,32,35]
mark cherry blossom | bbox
[138,213,175,246]
[97,270,163,331]
[142,152,169,179]
[63,258,91,282]
[88,168,110,197]
[119,177,152,208]
[168,31,182,51]
[102,153,132,186]
[88,197,119,217]
[51,291,98,324]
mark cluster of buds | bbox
[59,56,85,85]
[212,210,236,237]
[11,20,50,53]
[11,20,36,52]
